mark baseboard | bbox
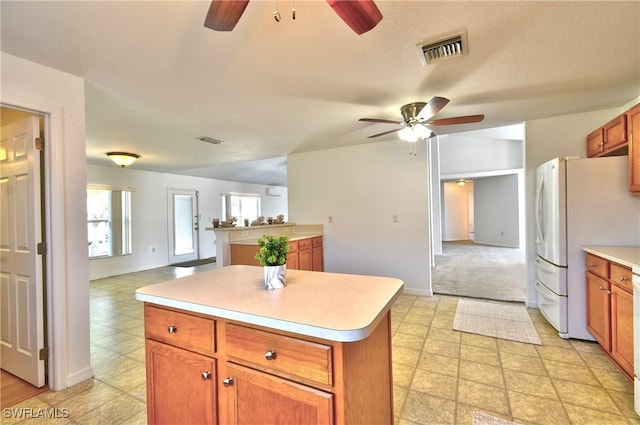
[66,366,94,388]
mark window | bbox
[221,193,260,226]
[87,187,132,258]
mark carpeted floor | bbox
[432,241,526,302]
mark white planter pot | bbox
[264,265,286,290]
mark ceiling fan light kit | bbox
[106,152,140,168]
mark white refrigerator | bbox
[535,156,640,340]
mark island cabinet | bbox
[585,253,634,378]
[137,265,403,425]
[231,236,323,271]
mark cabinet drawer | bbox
[312,236,323,248]
[586,254,609,279]
[610,264,633,293]
[226,324,332,387]
[145,305,216,356]
[298,238,312,250]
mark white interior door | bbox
[0,115,45,387]
[168,188,199,264]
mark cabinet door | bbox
[225,362,334,425]
[586,272,611,350]
[312,246,324,271]
[146,340,217,425]
[627,103,640,193]
[299,248,312,271]
[586,128,604,157]
[610,284,634,377]
[603,115,627,151]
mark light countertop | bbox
[135,265,404,342]
[582,246,640,271]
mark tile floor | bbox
[4,265,640,425]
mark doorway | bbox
[168,188,199,264]
[0,107,47,401]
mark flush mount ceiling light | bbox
[198,136,224,145]
[106,152,140,168]
[457,179,466,186]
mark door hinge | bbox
[35,137,44,151]
[37,242,47,255]
[39,347,48,361]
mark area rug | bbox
[472,411,519,425]
[453,299,542,345]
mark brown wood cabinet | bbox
[585,253,634,378]
[586,102,640,195]
[627,103,640,194]
[143,303,393,424]
[230,236,323,271]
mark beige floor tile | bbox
[458,360,505,389]
[608,389,638,419]
[553,379,623,414]
[401,391,456,425]
[393,332,428,351]
[402,313,432,325]
[570,339,602,354]
[459,333,498,350]
[429,327,462,343]
[102,361,146,393]
[503,369,558,400]
[457,379,509,415]
[410,369,458,401]
[430,315,455,329]
[392,346,422,368]
[581,351,622,371]
[500,351,547,376]
[496,339,539,358]
[416,352,459,377]
[459,345,500,367]
[407,305,436,318]
[75,393,146,425]
[590,367,634,393]
[536,344,585,364]
[421,337,460,358]
[396,322,431,338]
[393,362,417,387]
[564,403,629,425]
[542,358,601,386]
[394,385,409,415]
[62,382,124,419]
[508,391,571,424]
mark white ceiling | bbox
[2,1,638,187]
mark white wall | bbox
[439,133,524,175]
[442,181,473,241]
[473,174,520,247]
[1,52,90,389]
[87,164,288,279]
[287,140,431,296]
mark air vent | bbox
[198,136,224,145]
[417,31,468,66]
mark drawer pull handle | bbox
[167,325,178,334]
[619,276,628,282]
[201,371,211,381]
[222,377,233,387]
[599,286,605,291]
[265,350,277,361]
[589,263,596,268]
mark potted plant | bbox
[255,234,290,289]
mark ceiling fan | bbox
[359,97,485,141]
[204,0,383,35]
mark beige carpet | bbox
[453,299,542,345]
[473,411,519,425]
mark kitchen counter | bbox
[230,232,323,245]
[582,246,640,271]
[135,265,403,342]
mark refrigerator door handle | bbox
[535,174,545,246]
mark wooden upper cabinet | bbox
[587,128,604,157]
[627,103,640,194]
[603,115,627,151]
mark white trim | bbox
[1,94,70,391]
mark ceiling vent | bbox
[417,31,468,66]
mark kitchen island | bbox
[135,265,403,424]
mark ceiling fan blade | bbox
[359,118,403,125]
[417,96,450,120]
[367,127,403,138]
[427,114,485,126]
[204,0,250,31]
[326,0,383,35]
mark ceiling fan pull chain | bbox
[292,0,296,20]
[274,0,282,22]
